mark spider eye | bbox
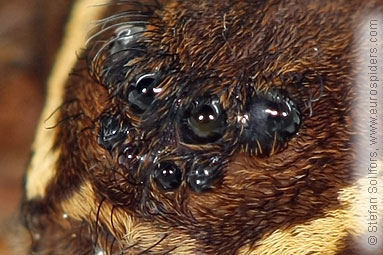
[98,115,130,151]
[187,164,221,193]
[153,162,182,190]
[127,74,162,114]
[180,99,226,144]
[240,88,301,155]
[110,25,146,56]
[89,23,147,87]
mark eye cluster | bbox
[122,73,228,146]
[99,71,302,194]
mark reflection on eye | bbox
[110,24,146,56]
[187,163,221,193]
[179,98,226,144]
[98,115,130,151]
[152,161,183,190]
[126,73,162,114]
[239,88,301,155]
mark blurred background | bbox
[0,0,73,252]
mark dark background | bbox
[0,0,73,252]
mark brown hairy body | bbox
[22,0,382,254]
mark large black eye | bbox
[180,99,226,144]
[240,88,301,155]
[153,162,182,190]
[127,73,162,114]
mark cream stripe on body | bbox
[26,0,111,200]
[60,182,198,254]
[239,161,383,255]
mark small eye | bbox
[98,115,130,151]
[89,24,146,87]
[127,74,162,114]
[109,25,146,56]
[153,162,182,190]
[180,99,226,144]
[187,164,221,193]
